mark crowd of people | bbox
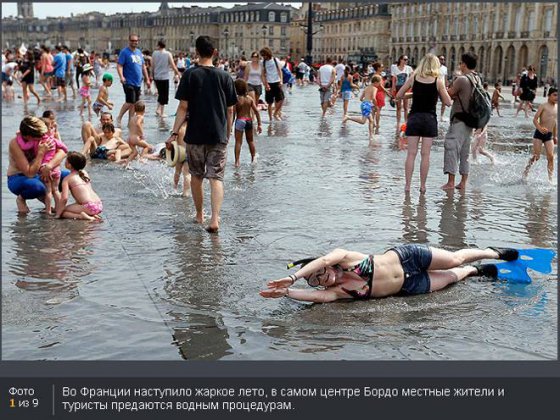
[3,34,558,300]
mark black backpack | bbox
[455,72,492,129]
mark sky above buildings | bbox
[1,2,303,19]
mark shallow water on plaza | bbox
[2,70,557,360]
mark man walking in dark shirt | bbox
[167,36,237,233]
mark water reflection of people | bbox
[8,215,97,292]
[524,192,555,247]
[437,190,468,249]
[261,246,514,303]
[401,193,428,243]
[165,208,232,359]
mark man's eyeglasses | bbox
[130,39,139,43]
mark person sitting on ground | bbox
[81,112,122,146]
[82,122,131,163]
[260,245,520,303]
[56,151,103,221]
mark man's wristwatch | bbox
[170,132,178,137]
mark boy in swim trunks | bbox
[93,73,114,116]
[523,88,557,182]
[491,82,505,117]
[342,74,378,141]
[126,101,154,163]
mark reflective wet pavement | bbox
[2,69,557,360]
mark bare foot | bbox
[441,183,455,190]
[234,161,240,168]
[182,191,191,198]
[455,183,466,190]
[16,196,30,214]
[419,187,426,194]
[194,214,204,224]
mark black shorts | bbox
[55,77,66,87]
[247,83,262,97]
[123,83,141,104]
[154,79,169,105]
[405,112,438,138]
[264,82,284,104]
[295,71,304,80]
[387,244,433,296]
[533,129,553,143]
[21,74,34,84]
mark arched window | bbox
[268,11,275,22]
[280,13,287,23]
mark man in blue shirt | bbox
[53,45,67,101]
[62,45,76,99]
[116,34,151,126]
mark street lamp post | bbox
[503,55,508,85]
[261,25,267,46]
[301,3,323,66]
[189,30,195,55]
[223,28,229,59]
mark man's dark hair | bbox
[325,56,332,64]
[461,51,478,70]
[157,39,166,49]
[102,123,115,133]
[548,87,557,96]
[55,45,62,52]
[196,36,215,58]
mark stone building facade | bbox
[1,2,294,58]
[391,2,557,83]
[313,3,392,64]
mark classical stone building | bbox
[313,3,392,64]
[391,2,557,83]
[1,2,294,57]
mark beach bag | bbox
[455,72,492,129]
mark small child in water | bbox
[93,73,114,116]
[79,66,93,117]
[56,151,103,221]
[42,110,61,141]
[342,74,378,141]
[38,117,68,214]
[233,79,262,167]
[524,88,558,182]
[491,82,505,117]
[471,124,495,164]
[126,101,153,162]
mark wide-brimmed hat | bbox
[165,141,186,167]
[82,63,93,72]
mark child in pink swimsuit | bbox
[16,130,68,214]
[56,151,103,221]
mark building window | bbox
[268,11,275,22]
[268,38,273,47]
[281,26,286,36]
[473,16,478,34]
[269,26,274,36]
[528,10,535,31]
[280,13,287,23]
[544,9,553,32]
[445,18,449,35]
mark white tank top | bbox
[247,62,263,85]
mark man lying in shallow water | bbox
[260,245,518,303]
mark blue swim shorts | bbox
[361,100,373,118]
